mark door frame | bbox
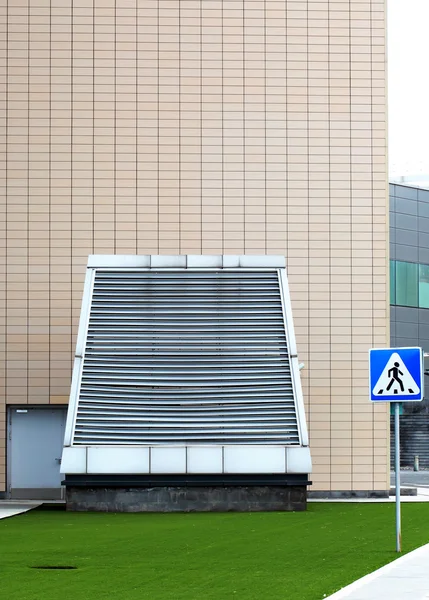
[6,405,68,500]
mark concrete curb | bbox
[309,487,429,503]
[325,542,429,599]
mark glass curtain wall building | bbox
[390,183,429,467]
[390,184,429,351]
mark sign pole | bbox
[394,401,401,553]
[370,348,423,554]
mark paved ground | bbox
[322,480,429,598]
[0,501,41,520]
[390,470,429,487]
[310,487,429,503]
[326,542,429,599]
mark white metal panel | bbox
[286,447,312,474]
[222,255,240,268]
[239,255,285,268]
[278,268,310,447]
[150,255,187,268]
[64,269,95,446]
[61,444,313,474]
[75,269,96,357]
[64,357,83,447]
[187,446,223,473]
[88,254,286,270]
[278,268,297,357]
[187,255,222,268]
[87,447,150,474]
[61,447,87,474]
[88,255,151,269]
[151,447,186,473]
[224,446,286,473]
[289,356,309,447]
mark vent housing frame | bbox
[62,255,311,477]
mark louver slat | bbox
[72,270,300,445]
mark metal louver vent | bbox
[65,256,308,452]
[67,256,306,449]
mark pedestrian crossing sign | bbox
[369,347,424,402]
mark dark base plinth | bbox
[66,485,307,512]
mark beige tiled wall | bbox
[0,0,388,493]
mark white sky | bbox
[388,0,429,177]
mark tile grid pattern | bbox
[0,0,388,493]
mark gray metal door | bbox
[8,407,67,500]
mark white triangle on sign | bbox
[373,352,420,397]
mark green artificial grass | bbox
[2,503,429,600]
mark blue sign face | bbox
[369,347,423,402]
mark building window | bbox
[419,264,429,309]
[391,260,429,308]
[395,261,418,307]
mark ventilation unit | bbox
[61,255,311,483]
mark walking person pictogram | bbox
[386,362,404,393]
